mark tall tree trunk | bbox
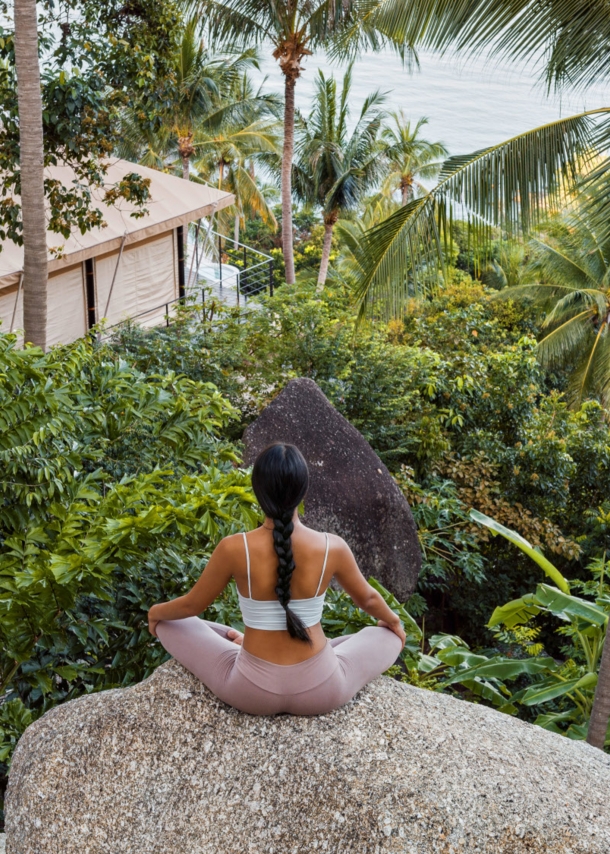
[234,213,240,246]
[587,630,610,749]
[401,181,409,206]
[14,0,47,350]
[281,74,296,285]
[177,132,194,181]
[317,216,336,290]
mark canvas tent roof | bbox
[0,159,234,288]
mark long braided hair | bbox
[251,443,311,643]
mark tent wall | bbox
[0,228,180,345]
[94,230,178,328]
[0,263,86,346]
[47,264,88,347]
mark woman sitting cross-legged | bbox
[148,442,406,716]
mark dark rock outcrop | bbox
[243,377,421,601]
[6,659,610,853]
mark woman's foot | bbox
[226,628,244,646]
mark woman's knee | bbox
[362,625,403,666]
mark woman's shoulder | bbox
[297,526,350,551]
[214,531,248,558]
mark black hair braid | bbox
[272,509,311,643]
[251,442,311,643]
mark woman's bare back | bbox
[230,521,333,664]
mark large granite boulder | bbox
[243,378,421,601]
[6,658,610,853]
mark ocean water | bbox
[253,48,609,156]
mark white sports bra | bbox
[237,531,330,630]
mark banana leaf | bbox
[520,671,598,706]
[428,633,469,651]
[566,723,589,741]
[535,584,608,627]
[435,647,488,667]
[441,655,555,686]
[534,710,579,733]
[417,653,442,673]
[452,676,517,714]
[488,593,541,629]
[469,510,570,593]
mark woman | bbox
[148,442,405,715]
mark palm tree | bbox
[171,19,269,180]
[381,113,447,206]
[125,17,266,180]
[14,0,48,349]
[191,0,418,285]
[496,201,610,408]
[173,18,219,179]
[294,66,387,287]
[193,111,281,242]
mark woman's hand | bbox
[227,628,244,646]
[378,618,406,648]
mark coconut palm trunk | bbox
[178,133,195,180]
[14,0,47,350]
[588,630,610,749]
[400,177,412,206]
[317,213,337,288]
[281,74,297,285]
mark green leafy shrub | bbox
[0,332,257,822]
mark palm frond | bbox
[494,281,587,306]
[543,289,606,328]
[360,0,610,93]
[353,194,444,319]
[536,308,597,367]
[594,333,610,408]
[566,320,608,408]
[527,236,599,290]
[355,109,610,319]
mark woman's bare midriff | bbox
[243,623,327,664]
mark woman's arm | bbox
[148,537,235,636]
[332,537,407,647]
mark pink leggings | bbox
[156,618,402,715]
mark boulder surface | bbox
[243,377,421,601]
[6,658,610,854]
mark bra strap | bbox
[242,532,252,597]
[315,533,330,597]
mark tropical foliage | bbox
[351,1,610,322]
[471,510,610,749]
[191,0,419,283]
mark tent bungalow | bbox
[0,160,234,346]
